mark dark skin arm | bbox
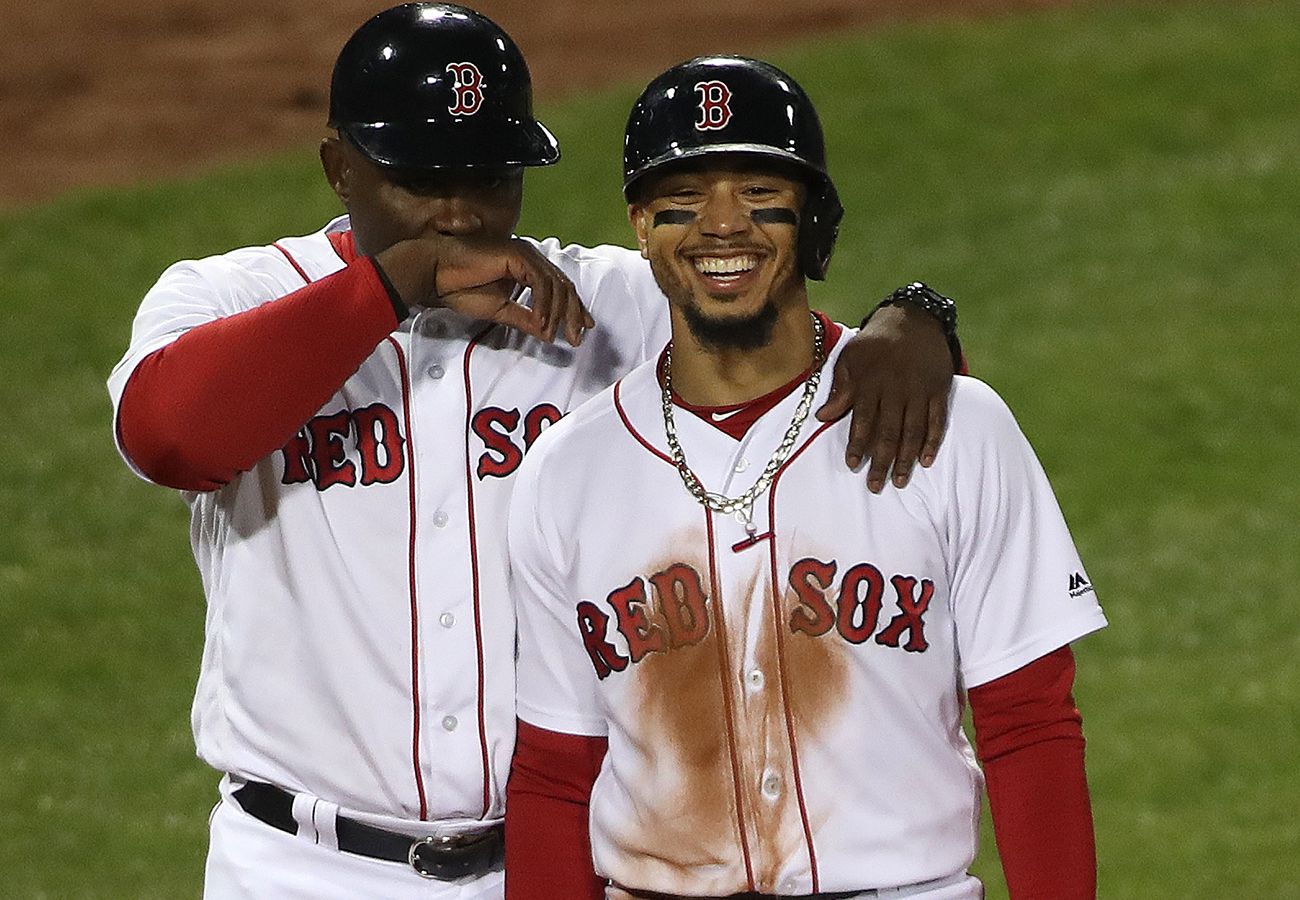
[816,303,955,492]
[376,233,594,347]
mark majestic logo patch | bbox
[446,62,485,116]
[1068,571,1094,598]
[693,80,733,131]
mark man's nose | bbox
[424,196,484,236]
[697,188,749,238]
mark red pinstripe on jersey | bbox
[385,334,429,818]
[277,237,431,818]
[765,415,839,889]
[463,325,499,817]
[273,242,312,282]
[704,508,757,890]
[613,379,674,466]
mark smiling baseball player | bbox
[506,57,1107,900]
[105,6,969,899]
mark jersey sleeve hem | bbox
[962,608,1108,689]
[517,702,609,738]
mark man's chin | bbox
[681,301,779,351]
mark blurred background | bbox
[1,0,1296,895]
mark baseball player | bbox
[107,6,966,899]
[506,57,1107,900]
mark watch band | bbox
[863,281,963,373]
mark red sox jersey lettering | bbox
[471,403,563,479]
[280,403,406,489]
[788,559,934,651]
[579,559,933,677]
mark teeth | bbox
[694,255,757,275]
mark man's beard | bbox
[680,299,780,351]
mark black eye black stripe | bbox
[653,209,697,226]
[751,207,798,225]
[652,207,798,227]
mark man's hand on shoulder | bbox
[816,300,957,493]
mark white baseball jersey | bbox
[107,215,670,832]
[510,324,1107,897]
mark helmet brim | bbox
[623,143,827,201]
[343,118,560,170]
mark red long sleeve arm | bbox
[505,720,607,900]
[968,646,1096,900]
[117,257,400,491]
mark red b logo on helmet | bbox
[694,81,732,131]
[446,62,485,116]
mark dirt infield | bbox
[1,0,1081,207]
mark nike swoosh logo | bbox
[709,409,745,422]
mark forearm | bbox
[117,259,400,490]
[984,735,1096,899]
[505,721,606,900]
[969,646,1096,899]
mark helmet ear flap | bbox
[799,181,843,281]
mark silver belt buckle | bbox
[407,834,458,879]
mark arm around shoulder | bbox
[817,282,965,492]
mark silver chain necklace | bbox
[661,313,826,538]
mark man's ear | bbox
[320,136,350,203]
[628,204,651,258]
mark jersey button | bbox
[433,510,449,528]
[427,364,445,379]
[442,715,458,732]
[733,458,749,473]
[439,612,456,628]
[761,772,782,798]
[746,669,764,690]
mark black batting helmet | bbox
[329,3,559,170]
[623,56,843,280]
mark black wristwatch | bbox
[862,281,963,373]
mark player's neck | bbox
[668,304,817,406]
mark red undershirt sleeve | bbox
[117,258,401,491]
[505,720,607,900]
[968,646,1097,899]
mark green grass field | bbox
[2,0,1297,895]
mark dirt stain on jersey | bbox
[738,564,849,889]
[741,568,799,892]
[618,543,855,892]
[775,591,852,843]
[623,551,745,889]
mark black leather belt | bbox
[231,781,504,880]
